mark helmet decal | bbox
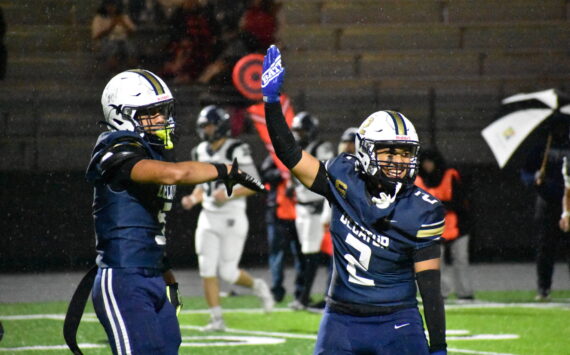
[128,69,165,95]
[385,110,407,135]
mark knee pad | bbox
[218,262,240,284]
[198,255,217,278]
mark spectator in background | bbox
[260,154,306,303]
[197,0,281,106]
[416,148,474,301]
[0,5,6,80]
[161,0,219,84]
[522,118,570,301]
[91,0,138,74]
[127,0,167,26]
[239,0,280,53]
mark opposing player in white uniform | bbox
[289,112,336,310]
[181,105,274,331]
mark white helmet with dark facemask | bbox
[196,105,231,143]
[291,111,319,148]
[101,69,176,149]
[355,110,420,192]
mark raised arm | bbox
[262,45,322,189]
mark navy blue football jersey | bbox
[86,131,176,270]
[325,154,445,308]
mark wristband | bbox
[562,211,570,219]
[263,94,280,103]
[213,163,228,179]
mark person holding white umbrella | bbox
[520,118,570,301]
[483,88,570,302]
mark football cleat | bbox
[253,278,275,313]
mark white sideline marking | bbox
[448,334,519,340]
[0,301,568,321]
[181,325,317,340]
[180,335,285,347]
[0,344,105,351]
[448,348,517,355]
[442,302,570,310]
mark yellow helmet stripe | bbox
[386,110,407,135]
[128,69,165,95]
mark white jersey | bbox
[192,138,260,213]
[294,140,336,204]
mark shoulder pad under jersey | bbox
[411,187,446,241]
[99,137,148,178]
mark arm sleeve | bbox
[413,242,441,263]
[308,161,332,199]
[264,102,302,169]
[416,269,447,352]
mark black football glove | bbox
[166,283,182,317]
[221,158,265,196]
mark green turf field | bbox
[1,290,569,354]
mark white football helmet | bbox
[355,110,420,189]
[101,69,175,149]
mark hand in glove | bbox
[216,158,265,196]
[262,44,285,103]
[166,283,182,316]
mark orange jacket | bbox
[415,168,461,241]
[248,95,296,219]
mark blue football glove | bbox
[262,45,285,103]
[430,350,447,355]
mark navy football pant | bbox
[314,306,429,355]
[92,268,181,355]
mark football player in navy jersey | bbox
[86,69,263,354]
[262,46,447,354]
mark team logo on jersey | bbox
[340,213,390,249]
[335,179,348,198]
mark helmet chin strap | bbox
[154,128,174,150]
[371,182,402,209]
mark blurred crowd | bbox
[91,0,281,85]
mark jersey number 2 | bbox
[344,233,374,286]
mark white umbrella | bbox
[481,88,570,168]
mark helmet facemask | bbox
[361,139,419,190]
[131,100,176,149]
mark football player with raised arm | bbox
[181,105,274,331]
[261,46,447,354]
[86,69,263,354]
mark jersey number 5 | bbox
[344,233,374,286]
